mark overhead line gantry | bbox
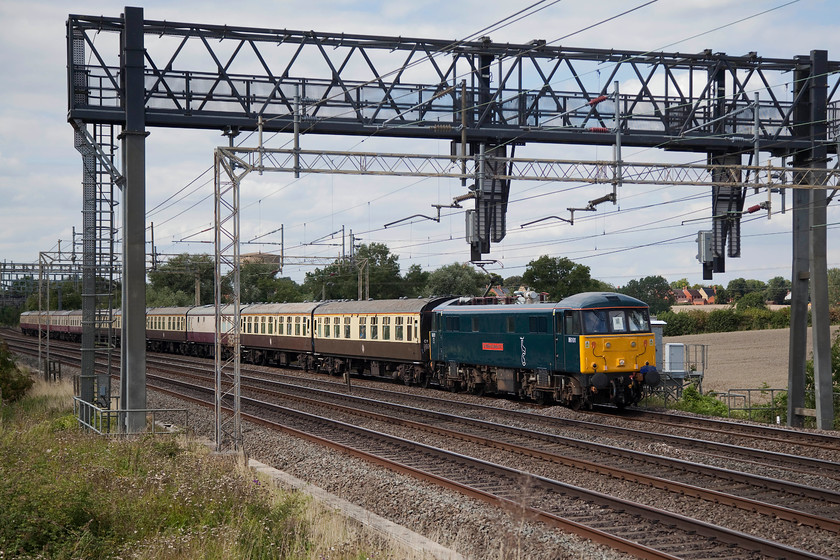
[67,7,838,446]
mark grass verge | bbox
[0,376,394,559]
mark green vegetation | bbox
[655,332,840,428]
[670,384,729,417]
[658,306,798,336]
[0,366,392,559]
[0,340,33,403]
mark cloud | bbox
[1,0,838,290]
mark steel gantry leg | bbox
[120,7,147,433]
[788,50,834,429]
[214,148,243,452]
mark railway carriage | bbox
[239,302,321,367]
[146,306,189,353]
[20,292,659,409]
[312,297,448,384]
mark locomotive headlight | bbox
[605,342,611,348]
[618,359,625,366]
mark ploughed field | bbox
[665,325,840,393]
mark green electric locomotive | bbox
[430,292,660,408]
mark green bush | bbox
[739,308,774,330]
[736,291,767,312]
[673,384,728,417]
[770,306,791,328]
[0,341,33,404]
[705,309,740,332]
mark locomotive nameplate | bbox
[482,342,504,351]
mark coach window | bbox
[382,317,390,340]
[286,316,292,335]
[371,316,378,339]
[358,317,366,339]
[395,317,404,340]
[323,317,329,337]
[334,318,340,338]
[407,320,414,341]
[344,317,351,338]
[294,317,300,336]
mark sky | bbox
[1,0,839,290]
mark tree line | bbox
[3,244,840,324]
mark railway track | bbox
[145,373,835,560]
[593,406,840,453]
[4,329,838,559]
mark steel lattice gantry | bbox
[67,8,837,442]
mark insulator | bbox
[589,95,609,105]
[588,127,610,133]
[431,124,452,132]
[746,204,762,213]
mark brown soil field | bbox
[664,325,839,394]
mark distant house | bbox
[672,290,689,305]
[679,286,716,305]
[683,288,704,304]
[698,286,716,304]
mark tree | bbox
[148,254,219,306]
[745,279,767,295]
[302,243,403,300]
[521,256,595,301]
[736,291,766,311]
[502,275,524,290]
[238,262,302,303]
[617,275,675,315]
[765,276,791,305]
[424,263,487,296]
[828,268,840,306]
[726,278,748,300]
[670,278,690,290]
[402,264,430,298]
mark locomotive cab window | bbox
[628,309,649,332]
[608,310,626,332]
[564,311,581,335]
[583,310,608,334]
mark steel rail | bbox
[595,407,840,451]
[245,378,840,533]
